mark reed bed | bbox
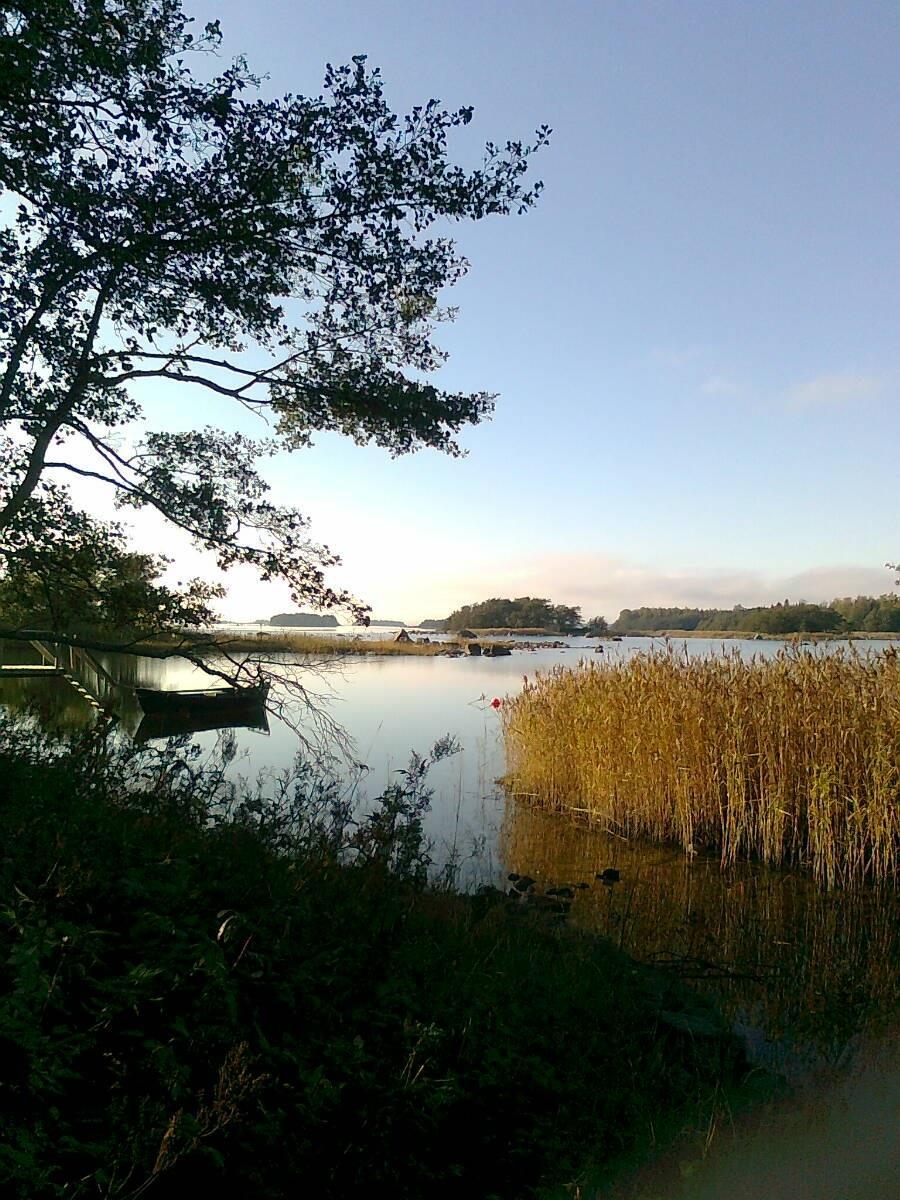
[502,647,900,886]
[143,632,451,657]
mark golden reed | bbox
[502,647,899,886]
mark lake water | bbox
[2,631,897,1082]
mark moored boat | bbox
[134,681,269,716]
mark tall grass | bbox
[144,631,452,656]
[502,647,900,886]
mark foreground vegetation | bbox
[503,648,900,887]
[0,723,749,1199]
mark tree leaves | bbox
[0,0,548,634]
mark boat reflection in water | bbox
[130,683,270,742]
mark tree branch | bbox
[0,274,116,530]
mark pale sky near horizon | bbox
[99,0,900,622]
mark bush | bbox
[0,722,746,1198]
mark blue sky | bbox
[126,0,899,621]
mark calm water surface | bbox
[2,633,897,1081]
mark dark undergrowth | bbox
[0,720,754,1199]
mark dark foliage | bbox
[0,723,745,1198]
[610,598,900,635]
[445,597,583,633]
[0,0,548,638]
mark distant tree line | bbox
[828,595,900,632]
[444,598,607,634]
[609,596,900,635]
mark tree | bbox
[549,603,582,633]
[583,614,608,635]
[444,597,581,632]
[0,488,222,632]
[610,607,712,633]
[0,1,548,649]
[745,603,844,635]
[831,594,900,633]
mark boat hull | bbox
[134,682,269,716]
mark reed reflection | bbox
[500,800,899,1082]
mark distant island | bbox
[444,598,604,635]
[270,612,339,628]
[265,595,900,637]
[268,613,407,628]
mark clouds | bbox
[700,375,742,397]
[652,346,892,412]
[514,556,896,620]
[323,551,898,624]
[784,372,887,408]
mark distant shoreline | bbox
[136,628,900,659]
[142,632,453,657]
[619,629,900,640]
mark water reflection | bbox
[0,674,99,733]
[501,801,899,1081]
[0,643,271,743]
[2,636,897,1079]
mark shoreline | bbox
[140,628,900,659]
[617,629,900,640]
[140,632,454,657]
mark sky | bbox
[109,0,900,622]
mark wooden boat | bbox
[134,681,269,717]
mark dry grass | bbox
[143,632,453,657]
[502,647,900,886]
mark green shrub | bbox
[0,723,747,1199]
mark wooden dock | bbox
[0,640,107,711]
[1,638,270,739]
[0,664,64,677]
